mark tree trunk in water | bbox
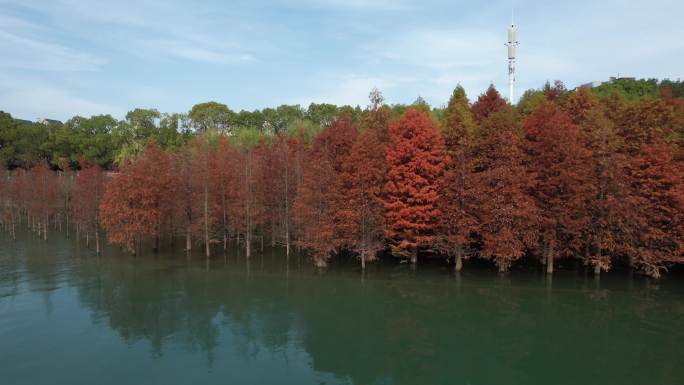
[246,232,252,258]
[186,229,192,251]
[594,264,601,276]
[361,253,366,270]
[95,228,100,256]
[498,263,507,273]
[43,220,47,241]
[410,249,417,265]
[454,246,463,272]
[86,231,90,248]
[546,245,554,274]
[286,231,290,257]
[204,182,210,259]
[455,254,463,272]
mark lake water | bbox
[1,233,683,385]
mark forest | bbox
[1,79,683,278]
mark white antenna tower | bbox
[505,10,519,103]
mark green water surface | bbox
[0,234,682,385]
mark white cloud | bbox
[140,38,255,65]
[0,18,104,72]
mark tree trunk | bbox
[546,245,554,274]
[204,181,210,259]
[498,263,507,273]
[86,231,90,248]
[361,253,366,270]
[454,245,463,272]
[246,232,252,258]
[410,249,417,265]
[594,263,601,276]
[95,228,100,256]
[455,254,463,272]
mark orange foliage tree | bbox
[71,162,105,254]
[384,108,445,264]
[524,102,594,273]
[294,116,356,266]
[437,86,479,271]
[474,106,538,272]
[99,143,174,254]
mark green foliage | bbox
[516,89,546,117]
[0,111,50,168]
[591,78,660,101]
[188,101,235,133]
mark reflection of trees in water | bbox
[6,240,684,385]
[0,235,21,299]
[67,252,300,367]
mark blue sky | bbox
[1,0,682,121]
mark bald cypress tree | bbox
[437,86,479,271]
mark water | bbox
[1,233,683,385]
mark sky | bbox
[0,0,683,121]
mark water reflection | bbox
[1,233,683,385]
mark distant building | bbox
[579,81,604,88]
[37,118,63,125]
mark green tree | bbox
[188,102,235,133]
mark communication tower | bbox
[505,13,519,102]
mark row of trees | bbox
[2,78,682,169]
[1,83,683,278]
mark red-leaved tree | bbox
[384,108,445,264]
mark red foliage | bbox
[71,163,105,251]
[384,108,445,262]
[471,85,507,122]
[437,86,479,270]
[28,161,58,240]
[99,143,175,254]
[334,124,386,267]
[293,116,357,266]
[624,142,684,277]
[524,102,594,272]
[474,109,537,271]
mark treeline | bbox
[1,77,681,170]
[0,100,432,170]
[1,82,683,278]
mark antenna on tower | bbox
[505,9,519,103]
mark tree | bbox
[384,108,445,263]
[624,142,684,277]
[437,86,479,271]
[188,138,220,258]
[71,163,105,254]
[471,85,507,123]
[294,116,357,266]
[99,143,174,254]
[188,102,235,133]
[568,90,629,274]
[524,102,594,274]
[474,108,537,272]
[334,122,385,269]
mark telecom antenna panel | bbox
[505,12,519,102]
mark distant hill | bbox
[587,77,683,101]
